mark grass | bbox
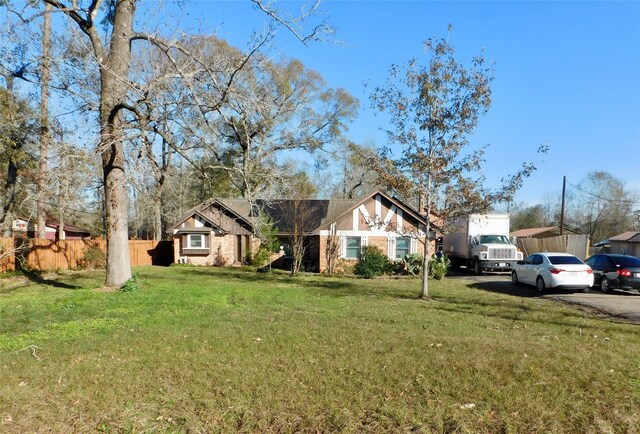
[1,266,639,433]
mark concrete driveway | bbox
[449,269,640,323]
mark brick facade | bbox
[169,190,433,272]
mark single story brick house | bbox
[167,190,434,272]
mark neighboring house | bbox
[167,201,257,266]
[608,231,640,257]
[167,190,432,272]
[510,226,581,238]
[12,218,91,240]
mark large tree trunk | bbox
[1,76,17,238]
[58,207,64,240]
[152,141,169,241]
[100,0,135,287]
[102,137,131,286]
[44,0,135,286]
[152,190,162,241]
[37,2,51,240]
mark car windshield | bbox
[479,235,510,244]
[548,255,583,265]
[614,256,640,267]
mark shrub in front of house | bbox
[354,245,390,279]
[401,253,424,276]
[384,260,406,275]
[250,245,273,270]
[428,253,450,280]
[214,245,229,267]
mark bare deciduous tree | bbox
[324,222,341,274]
[37,1,51,240]
[0,86,37,237]
[574,172,638,241]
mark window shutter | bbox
[340,236,347,258]
[361,235,368,247]
[182,234,187,251]
[204,234,210,249]
[387,236,394,259]
[411,238,418,255]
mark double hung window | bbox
[188,234,205,249]
[345,237,361,259]
[395,237,411,258]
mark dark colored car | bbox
[584,254,640,293]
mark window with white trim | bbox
[188,234,206,249]
[396,237,411,259]
[345,236,361,259]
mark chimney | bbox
[418,192,427,217]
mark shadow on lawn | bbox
[433,280,639,332]
[470,280,600,298]
[471,280,539,298]
[22,271,82,289]
[428,295,640,334]
[170,266,416,300]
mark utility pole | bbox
[559,176,566,235]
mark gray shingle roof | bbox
[167,190,428,235]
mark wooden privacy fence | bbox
[0,238,174,272]
[515,234,591,260]
[0,237,16,273]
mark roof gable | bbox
[316,190,428,232]
[167,209,227,233]
[167,190,431,236]
[609,231,640,242]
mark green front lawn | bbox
[1,266,639,433]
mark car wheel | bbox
[536,277,546,295]
[511,271,519,286]
[601,277,610,293]
[473,258,482,275]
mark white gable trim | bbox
[381,205,397,230]
[358,204,375,230]
[319,229,420,237]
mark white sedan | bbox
[511,252,594,294]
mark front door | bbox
[236,235,243,264]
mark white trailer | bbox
[443,214,522,274]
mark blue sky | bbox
[148,1,638,204]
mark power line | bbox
[568,181,637,205]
